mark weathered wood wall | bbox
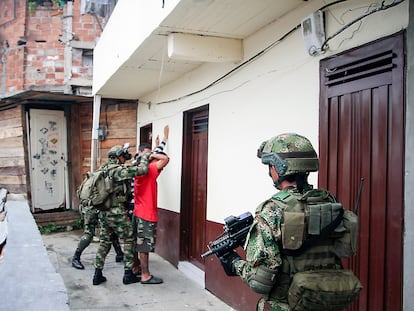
[0,106,27,194]
[79,100,138,177]
[0,99,137,212]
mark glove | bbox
[219,251,241,276]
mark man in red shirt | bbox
[133,127,169,284]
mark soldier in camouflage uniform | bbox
[93,144,150,286]
[71,205,124,270]
[219,133,329,311]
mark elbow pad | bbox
[247,266,278,294]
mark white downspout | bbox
[63,0,73,94]
[91,94,101,172]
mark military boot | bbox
[122,269,141,285]
[92,268,107,285]
[111,235,124,262]
[113,243,124,263]
[72,251,84,270]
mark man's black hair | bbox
[138,143,151,152]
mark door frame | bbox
[319,31,405,311]
[26,107,70,212]
[180,104,209,267]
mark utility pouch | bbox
[247,266,278,294]
[308,203,346,236]
[281,212,304,250]
[288,269,362,311]
[332,210,359,258]
[104,175,113,192]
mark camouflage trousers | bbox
[258,298,290,311]
[95,205,134,270]
[133,216,157,253]
[76,207,99,253]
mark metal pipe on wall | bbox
[91,94,101,172]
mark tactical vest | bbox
[264,188,362,311]
[276,189,344,273]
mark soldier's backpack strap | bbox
[271,190,298,209]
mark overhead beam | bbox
[168,33,243,63]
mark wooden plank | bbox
[0,147,25,157]
[0,127,23,139]
[0,136,23,148]
[0,158,25,168]
[33,210,81,226]
[0,175,27,184]
[0,184,27,193]
[0,118,22,129]
[81,129,137,141]
[0,166,25,174]
[0,106,20,121]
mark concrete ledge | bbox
[0,200,69,311]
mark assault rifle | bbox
[201,212,253,260]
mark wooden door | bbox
[29,109,68,211]
[140,123,152,146]
[319,32,404,311]
[180,105,209,268]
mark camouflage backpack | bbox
[270,188,362,311]
[77,164,118,211]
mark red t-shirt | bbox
[133,162,161,222]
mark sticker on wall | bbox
[41,167,49,175]
[44,180,53,195]
[49,121,57,131]
[50,168,57,179]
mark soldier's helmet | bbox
[108,144,132,160]
[108,145,124,158]
[257,133,319,176]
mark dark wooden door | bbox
[319,32,404,311]
[140,123,152,146]
[180,105,209,268]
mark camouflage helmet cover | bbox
[257,133,319,176]
[108,145,123,158]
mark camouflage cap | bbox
[257,133,319,175]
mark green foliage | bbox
[75,217,84,230]
[38,223,57,234]
[27,1,38,14]
[38,216,83,234]
[27,0,67,14]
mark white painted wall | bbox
[93,0,411,307]
[136,0,409,223]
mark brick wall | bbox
[0,0,103,96]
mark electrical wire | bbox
[151,25,300,106]
[147,0,405,106]
[321,0,406,51]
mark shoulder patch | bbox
[272,191,291,202]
